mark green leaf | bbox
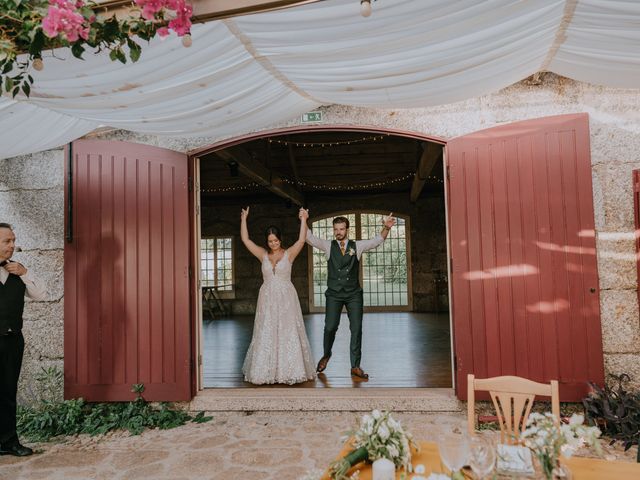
[29,30,45,56]
[12,85,19,98]
[128,40,141,62]
[71,43,85,59]
[22,83,30,97]
[5,76,13,92]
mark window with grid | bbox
[201,237,234,291]
[310,213,409,309]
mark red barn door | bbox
[447,113,604,401]
[64,140,192,401]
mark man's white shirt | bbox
[0,263,46,300]
[306,230,385,260]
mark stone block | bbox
[22,299,64,323]
[0,149,64,191]
[595,233,637,290]
[600,290,640,354]
[589,121,640,166]
[23,316,64,360]
[600,163,638,231]
[0,189,64,250]
[17,358,64,405]
[604,354,640,391]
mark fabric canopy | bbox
[1,0,639,160]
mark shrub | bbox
[583,373,640,461]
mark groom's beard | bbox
[335,234,347,241]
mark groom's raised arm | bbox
[305,228,331,256]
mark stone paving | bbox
[0,412,636,480]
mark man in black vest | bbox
[303,210,396,379]
[0,223,46,457]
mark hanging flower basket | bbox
[0,0,193,97]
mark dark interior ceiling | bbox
[199,131,444,204]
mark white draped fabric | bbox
[1,0,639,159]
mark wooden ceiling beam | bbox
[214,147,305,206]
[410,142,442,202]
[94,0,321,22]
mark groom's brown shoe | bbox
[316,355,331,373]
[350,367,369,380]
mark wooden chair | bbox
[467,374,560,445]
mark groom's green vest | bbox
[326,240,360,294]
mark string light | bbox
[268,134,389,148]
[201,173,444,194]
[200,182,262,193]
[281,173,444,191]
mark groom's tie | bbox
[340,241,346,255]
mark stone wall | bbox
[4,73,640,400]
[201,191,448,315]
[0,150,65,403]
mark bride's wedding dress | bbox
[242,250,316,385]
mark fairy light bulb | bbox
[182,34,192,48]
[33,58,44,71]
[360,0,372,17]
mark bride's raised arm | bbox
[287,208,308,262]
[240,207,267,260]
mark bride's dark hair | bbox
[264,225,283,251]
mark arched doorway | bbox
[191,126,452,390]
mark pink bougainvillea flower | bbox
[168,2,192,36]
[135,0,165,20]
[156,26,170,37]
[42,3,90,42]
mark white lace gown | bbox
[242,250,317,385]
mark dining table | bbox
[321,441,640,479]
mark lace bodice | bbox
[261,250,292,283]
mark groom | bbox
[301,209,396,379]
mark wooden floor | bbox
[202,312,452,388]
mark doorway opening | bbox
[193,127,452,389]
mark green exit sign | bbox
[302,111,323,123]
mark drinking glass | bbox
[439,432,470,476]
[469,435,496,479]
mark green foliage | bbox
[0,0,160,97]
[18,397,213,442]
[583,373,640,455]
[17,368,212,442]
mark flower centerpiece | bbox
[0,0,193,97]
[329,410,418,480]
[521,412,602,479]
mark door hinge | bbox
[198,354,203,366]
[188,176,193,192]
[188,265,193,278]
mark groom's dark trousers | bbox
[324,290,364,368]
[322,239,364,368]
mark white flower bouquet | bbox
[329,410,418,480]
[521,412,602,479]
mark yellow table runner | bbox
[321,441,640,479]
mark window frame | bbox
[306,210,412,313]
[200,235,236,300]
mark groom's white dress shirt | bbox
[0,262,46,300]
[305,230,384,261]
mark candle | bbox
[372,458,395,480]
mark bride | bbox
[240,206,316,385]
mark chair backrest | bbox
[467,374,560,445]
